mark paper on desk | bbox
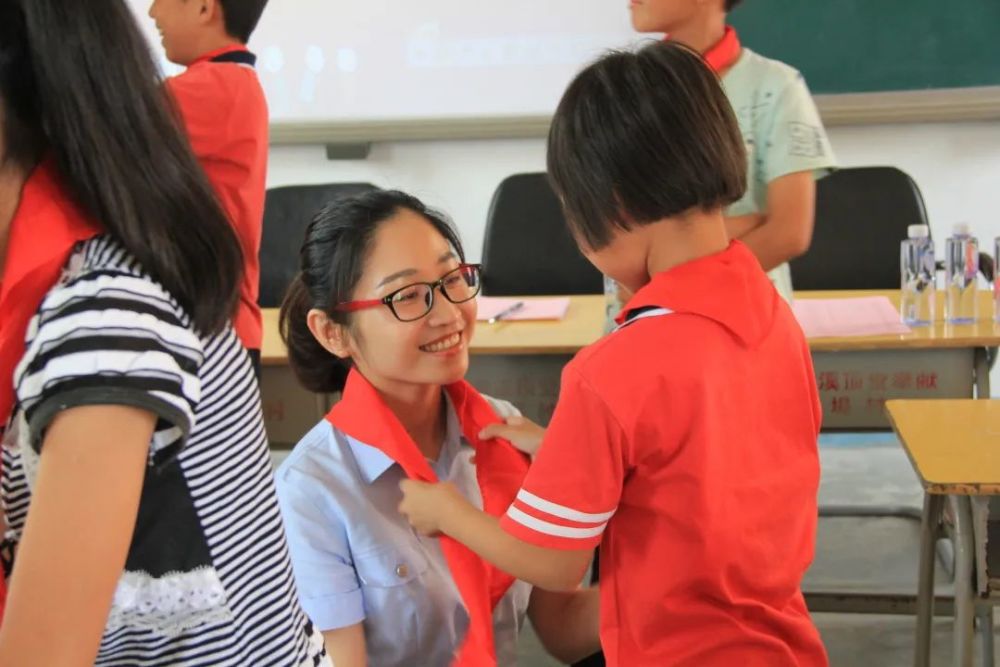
[791,296,911,338]
[476,296,570,321]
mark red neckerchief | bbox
[327,369,530,666]
[0,160,102,619]
[701,25,742,73]
[0,161,102,428]
[190,44,251,67]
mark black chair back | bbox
[790,167,929,290]
[259,182,377,307]
[481,173,603,296]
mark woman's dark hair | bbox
[280,189,465,393]
[725,0,744,12]
[0,0,242,335]
[547,40,747,250]
[219,0,270,44]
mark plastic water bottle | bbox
[899,224,936,326]
[944,222,979,324]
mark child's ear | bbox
[199,0,219,21]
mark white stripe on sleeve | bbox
[516,489,616,524]
[505,506,608,540]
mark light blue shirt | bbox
[722,47,838,301]
[275,395,532,667]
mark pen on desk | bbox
[487,301,525,324]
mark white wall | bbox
[268,138,546,261]
[268,121,1000,264]
[829,122,1000,260]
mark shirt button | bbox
[395,563,409,578]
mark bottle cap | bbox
[952,222,972,236]
[907,224,930,239]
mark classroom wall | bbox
[267,120,1000,393]
[268,121,1000,264]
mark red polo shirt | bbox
[0,163,102,621]
[500,241,827,666]
[166,46,268,350]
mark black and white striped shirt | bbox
[1,235,328,666]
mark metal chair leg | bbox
[951,496,976,667]
[917,493,945,667]
[977,605,994,667]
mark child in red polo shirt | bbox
[399,41,828,667]
[149,0,270,368]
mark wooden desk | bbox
[798,291,1000,353]
[261,290,1000,430]
[887,399,1000,667]
[890,400,1000,496]
[798,291,998,429]
[262,290,1000,362]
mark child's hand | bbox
[398,480,468,536]
[479,415,546,457]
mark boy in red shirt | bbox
[400,41,828,667]
[149,0,270,367]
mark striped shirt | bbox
[1,235,328,666]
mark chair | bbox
[259,182,377,307]
[791,166,995,289]
[480,173,603,296]
[790,167,930,290]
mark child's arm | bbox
[403,364,623,592]
[727,73,835,271]
[528,587,602,664]
[322,624,368,667]
[0,405,153,664]
[398,480,592,592]
[729,171,816,270]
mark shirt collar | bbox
[190,45,254,67]
[702,25,742,73]
[345,392,465,485]
[616,240,778,347]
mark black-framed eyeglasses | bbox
[334,263,482,322]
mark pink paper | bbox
[792,297,912,338]
[476,296,570,322]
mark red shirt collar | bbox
[702,25,742,73]
[327,369,527,484]
[616,240,778,346]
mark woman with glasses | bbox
[275,189,600,667]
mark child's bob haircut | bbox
[547,41,747,250]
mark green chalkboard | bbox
[729,0,1000,94]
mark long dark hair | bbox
[0,0,242,334]
[280,189,465,393]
